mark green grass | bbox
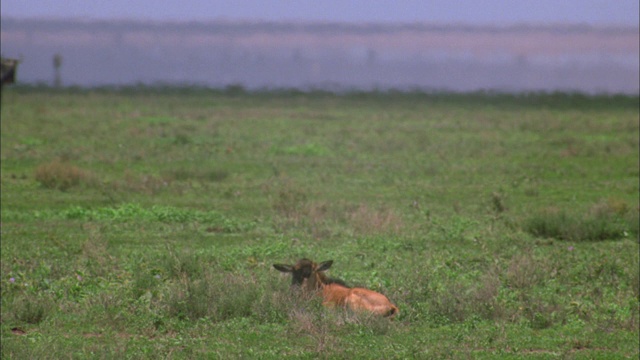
[1,86,638,358]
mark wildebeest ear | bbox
[273,264,294,272]
[316,260,333,272]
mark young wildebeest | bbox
[1,58,18,87]
[1,58,19,105]
[273,258,398,318]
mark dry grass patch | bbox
[270,178,309,219]
[161,271,262,322]
[267,177,338,237]
[472,270,503,320]
[426,277,503,324]
[80,226,113,276]
[348,204,404,236]
[289,309,341,354]
[34,159,93,191]
[506,251,547,289]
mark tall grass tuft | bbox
[162,271,261,322]
[421,273,502,325]
[34,159,92,191]
[288,308,342,355]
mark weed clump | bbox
[490,191,508,215]
[11,295,53,324]
[34,159,91,191]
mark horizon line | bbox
[1,16,638,31]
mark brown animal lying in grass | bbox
[273,258,398,318]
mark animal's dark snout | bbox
[290,274,303,286]
[290,267,312,286]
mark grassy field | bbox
[1,87,638,358]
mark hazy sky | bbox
[1,0,638,25]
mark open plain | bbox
[1,87,638,358]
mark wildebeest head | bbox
[273,258,333,291]
[1,58,19,87]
